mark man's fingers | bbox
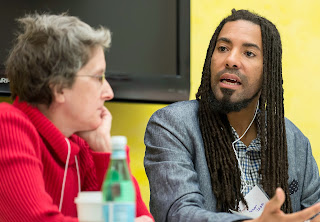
[263,187,285,214]
[257,188,320,222]
[311,210,320,222]
[286,202,320,222]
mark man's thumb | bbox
[265,187,285,213]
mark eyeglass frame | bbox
[75,73,106,85]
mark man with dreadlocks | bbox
[144,9,320,222]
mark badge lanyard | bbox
[229,101,269,219]
[231,101,259,193]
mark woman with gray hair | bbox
[0,13,153,222]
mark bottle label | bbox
[111,150,126,159]
[103,202,135,222]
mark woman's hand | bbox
[134,215,154,222]
[76,106,112,152]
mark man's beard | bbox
[208,88,260,114]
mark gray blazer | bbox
[144,100,320,222]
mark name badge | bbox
[230,185,269,219]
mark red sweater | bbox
[0,100,153,221]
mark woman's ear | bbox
[51,84,66,104]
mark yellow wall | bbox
[1,0,320,208]
[106,102,166,207]
[190,1,320,161]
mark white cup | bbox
[74,191,103,222]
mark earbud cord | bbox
[75,155,81,193]
[59,138,71,211]
[59,138,81,212]
[231,101,259,193]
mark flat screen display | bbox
[0,0,190,103]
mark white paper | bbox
[230,185,269,219]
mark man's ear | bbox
[51,84,66,104]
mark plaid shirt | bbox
[231,127,261,196]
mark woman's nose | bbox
[102,80,114,101]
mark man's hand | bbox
[76,106,112,152]
[245,188,320,222]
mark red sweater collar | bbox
[13,98,80,164]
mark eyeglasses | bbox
[76,73,105,85]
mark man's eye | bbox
[218,46,228,52]
[245,51,255,57]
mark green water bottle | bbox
[102,136,136,222]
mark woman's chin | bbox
[92,119,103,130]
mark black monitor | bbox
[0,0,190,103]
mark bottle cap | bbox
[111,136,127,150]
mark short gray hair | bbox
[6,13,111,106]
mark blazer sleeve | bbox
[126,146,154,220]
[144,104,250,222]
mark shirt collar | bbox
[13,98,80,164]
[230,120,261,151]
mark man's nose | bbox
[225,50,241,69]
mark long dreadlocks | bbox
[196,9,291,213]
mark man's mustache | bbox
[215,68,247,84]
[216,68,243,78]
